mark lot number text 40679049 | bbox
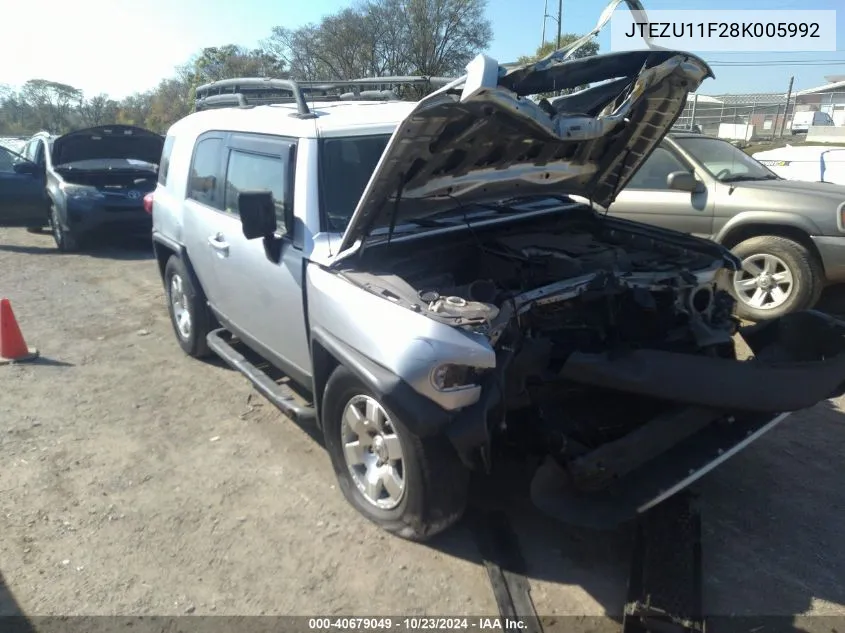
[307,617,530,631]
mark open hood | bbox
[336,0,713,254]
[52,125,164,167]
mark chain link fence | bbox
[674,91,845,142]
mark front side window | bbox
[319,134,390,233]
[673,136,778,183]
[627,147,691,190]
[0,145,29,173]
[223,149,289,231]
[188,137,223,208]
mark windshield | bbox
[319,134,391,233]
[673,136,779,182]
[0,145,29,169]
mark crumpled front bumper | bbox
[530,310,845,529]
[559,310,845,413]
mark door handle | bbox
[207,233,230,256]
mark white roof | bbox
[687,93,722,104]
[168,100,416,140]
[752,145,845,161]
[796,79,845,96]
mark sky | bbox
[0,0,843,100]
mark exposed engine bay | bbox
[345,211,736,354]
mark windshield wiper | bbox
[406,204,503,227]
[720,174,779,183]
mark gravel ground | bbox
[1,227,844,624]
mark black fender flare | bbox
[310,325,453,439]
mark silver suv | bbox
[148,5,845,540]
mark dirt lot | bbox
[1,227,845,623]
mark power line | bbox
[708,60,845,67]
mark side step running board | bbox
[207,328,317,425]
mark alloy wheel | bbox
[732,253,794,310]
[340,394,405,509]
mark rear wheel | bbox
[164,255,212,358]
[729,235,823,321]
[322,365,469,541]
[49,204,80,252]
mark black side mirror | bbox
[667,171,703,193]
[239,191,278,240]
[13,161,39,176]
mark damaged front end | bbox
[342,205,845,527]
[443,239,845,527]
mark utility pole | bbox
[542,0,548,47]
[780,75,794,138]
[556,0,563,49]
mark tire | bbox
[322,365,469,541]
[49,203,80,252]
[164,255,212,358]
[728,235,823,321]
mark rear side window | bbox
[158,135,176,185]
[188,137,223,208]
[32,141,45,167]
[223,150,289,230]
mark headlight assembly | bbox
[60,183,105,200]
[430,364,482,391]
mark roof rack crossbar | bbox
[193,75,457,115]
[195,77,314,118]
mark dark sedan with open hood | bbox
[1,125,164,251]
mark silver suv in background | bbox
[147,1,845,541]
[608,133,845,321]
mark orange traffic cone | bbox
[0,298,39,364]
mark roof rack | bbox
[194,76,456,118]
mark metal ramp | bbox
[622,492,704,633]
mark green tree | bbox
[516,35,599,66]
[515,35,600,99]
[79,94,120,127]
[20,79,83,133]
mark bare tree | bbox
[404,0,492,76]
[262,25,332,80]
[79,94,120,127]
[261,0,491,81]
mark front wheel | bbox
[322,365,469,541]
[164,255,212,358]
[49,204,80,252]
[729,235,823,321]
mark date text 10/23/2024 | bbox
[308,617,532,631]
